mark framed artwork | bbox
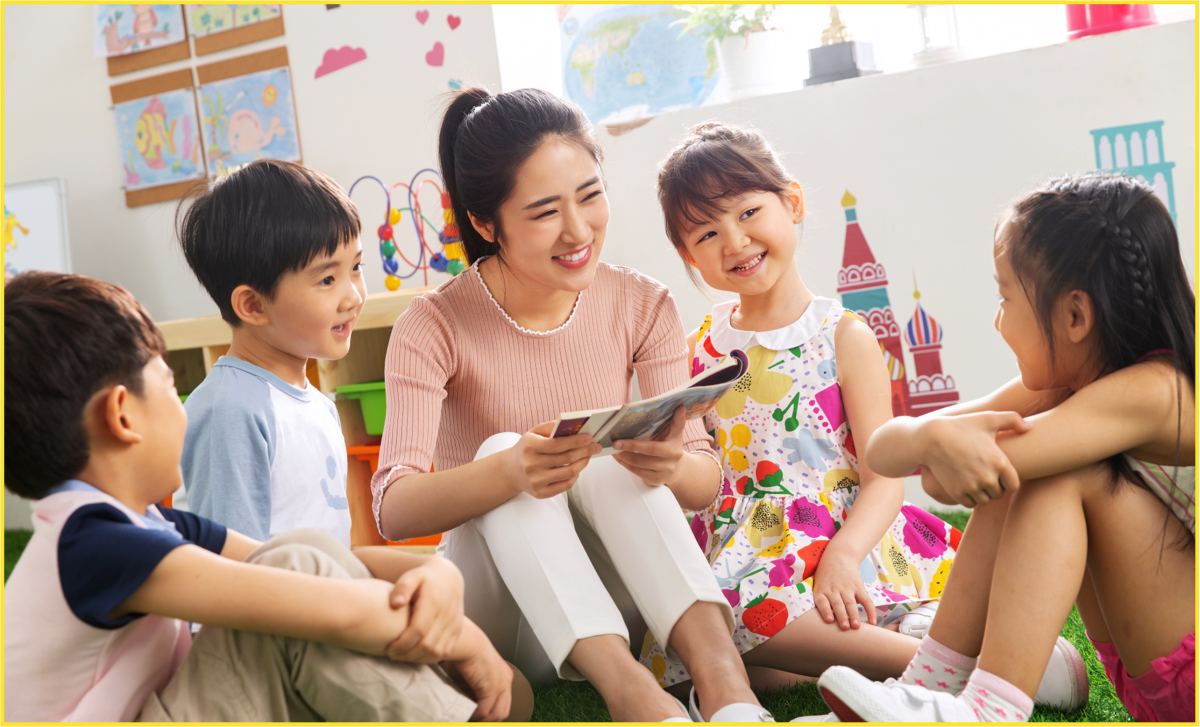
[197,48,300,175]
[188,4,285,55]
[110,69,205,206]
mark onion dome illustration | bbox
[905,290,944,349]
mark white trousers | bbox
[442,432,732,686]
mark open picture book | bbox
[551,349,749,456]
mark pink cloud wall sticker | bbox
[315,45,366,79]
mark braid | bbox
[1100,205,1155,321]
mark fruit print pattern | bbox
[641,298,960,687]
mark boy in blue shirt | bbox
[3,271,528,722]
[175,160,364,546]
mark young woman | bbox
[370,88,769,723]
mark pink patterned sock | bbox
[897,635,978,694]
[958,668,1034,722]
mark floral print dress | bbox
[639,297,961,687]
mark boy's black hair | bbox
[176,160,362,326]
[4,271,167,499]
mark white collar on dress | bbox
[708,296,837,352]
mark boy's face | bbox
[262,240,366,362]
[127,356,189,499]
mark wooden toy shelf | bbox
[160,285,437,551]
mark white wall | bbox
[3,4,501,323]
[597,19,1195,405]
[591,20,1195,510]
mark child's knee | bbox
[475,432,522,461]
[248,529,368,578]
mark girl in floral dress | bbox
[640,122,961,692]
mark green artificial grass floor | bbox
[2,511,1131,722]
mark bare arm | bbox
[380,427,597,540]
[120,544,410,655]
[812,316,905,629]
[996,362,1192,481]
[826,316,905,560]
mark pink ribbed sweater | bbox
[370,261,715,529]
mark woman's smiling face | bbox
[478,137,609,293]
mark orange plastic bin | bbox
[347,445,442,548]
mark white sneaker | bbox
[790,712,838,721]
[1035,636,1089,710]
[897,601,939,639]
[817,666,979,722]
[688,687,775,722]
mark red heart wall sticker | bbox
[447,14,461,30]
[416,9,429,24]
[425,41,444,66]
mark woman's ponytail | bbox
[438,87,494,265]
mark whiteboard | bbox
[4,177,71,277]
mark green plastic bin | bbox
[337,380,387,436]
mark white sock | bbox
[959,668,1034,722]
[897,635,977,694]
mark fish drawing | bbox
[135,96,176,170]
[228,109,285,155]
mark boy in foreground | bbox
[174,160,367,547]
[3,271,532,722]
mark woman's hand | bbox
[385,557,465,663]
[812,548,875,630]
[506,422,600,499]
[920,412,1031,508]
[612,407,686,487]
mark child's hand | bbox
[386,557,465,663]
[812,549,876,630]
[921,412,1031,508]
[613,406,686,486]
[507,422,600,499]
[444,621,514,722]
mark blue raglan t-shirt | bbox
[175,357,352,547]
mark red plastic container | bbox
[1067,4,1156,40]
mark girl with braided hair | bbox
[817,172,1194,723]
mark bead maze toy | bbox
[349,169,467,291]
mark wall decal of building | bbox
[837,190,910,416]
[1090,121,1176,223]
[905,287,960,415]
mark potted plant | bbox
[673,4,791,100]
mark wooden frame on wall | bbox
[194,13,285,56]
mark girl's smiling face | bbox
[993,214,1058,391]
[680,184,804,296]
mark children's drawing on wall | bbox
[187,4,281,37]
[3,205,30,280]
[1090,121,1177,223]
[94,4,186,57]
[199,66,300,175]
[559,5,720,126]
[113,88,204,190]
